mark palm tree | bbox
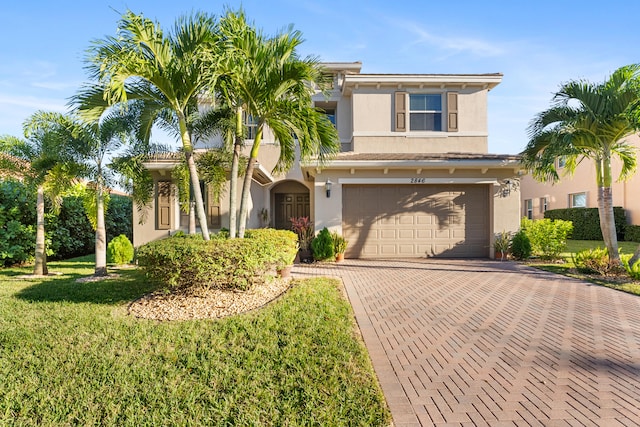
[521,65,640,263]
[0,112,80,275]
[42,110,135,276]
[218,9,340,238]
[74,10,222,240]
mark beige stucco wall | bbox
[520,134,640,224]
[351,135,487,154]
[346,88,489,154]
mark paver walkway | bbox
[292,259,640,426]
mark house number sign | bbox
[409,178,429,183]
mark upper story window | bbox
[243,113,259,140]
[394,91,458,133]
[409,94,442,131]
[557,157,566,168]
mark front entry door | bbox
[275,193,310,230]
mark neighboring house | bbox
[135,62,522,258]
[520,134,640,225]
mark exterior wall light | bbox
[500,178,519,198]
[325,179,333,198]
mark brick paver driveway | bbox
[293,259,640,426]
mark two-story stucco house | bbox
[519,134,640,225]
[134,62,522,258]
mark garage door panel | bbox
[416,229,432,239]
[380,229,396,239]
[343,184,489,258]
[398,230,414,239]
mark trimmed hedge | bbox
[136,229,298,292]
[625,225,640,243]
[544,207,626,240]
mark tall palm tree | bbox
[74,10,222,240]
[521,65,640,263]
[218,9,340,238]
[42,110,135,276]
[0,112,80,275]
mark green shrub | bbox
[245,228,298,268]
[107,234,134,265]
[105,195,132,243]
[137,229,298,292]
[545,207,626,240]
[625,225,640,243]
[572,247,624,275]
[46,196,94,260]
[621,254,640,279]
[521,217,573,260]
[311,227,335,261]
[0,180,35,266]
[510,230,532,260]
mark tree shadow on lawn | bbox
[14,268,157,305]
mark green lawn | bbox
[0,257,390,426]
[531,240,640,295]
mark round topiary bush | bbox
[510,230,532,260]
[107,234,134,265]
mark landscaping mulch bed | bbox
[128,278,292,321]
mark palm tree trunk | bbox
[178,113,209,241]
[94,183,107,276]
[229,106,243,238]
[598,186,620,263]
[238,156,257,238]
[598,150,620,263]
[237,126,263,239]
[33,185,48,276]
[185,149,210,240]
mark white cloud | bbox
[0,93,67,111]
[406,23,505,58]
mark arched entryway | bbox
[271,180,310,230]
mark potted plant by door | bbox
[493,231,512,261]
[290,217,314,263]
[332,231,348,262]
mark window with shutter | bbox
[156,181,172,230]
[447,92,458,132]
[394,92,407,132]
[206,185,221,228]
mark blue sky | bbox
[1,0,639,154]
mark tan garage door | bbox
[343,184,489,258]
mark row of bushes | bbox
[544,207,637,241]
[136,229,298,292]
[0,180,132,266]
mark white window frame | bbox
[524,199,533,219]
[409,94,443,131]
[569,192,587,208]
[540,197,548,213]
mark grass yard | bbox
[531,240,640,295]
[0,256,390,426]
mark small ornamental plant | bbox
[290,216,314,250]
[106,234,134,265]
[311,227,335,261]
